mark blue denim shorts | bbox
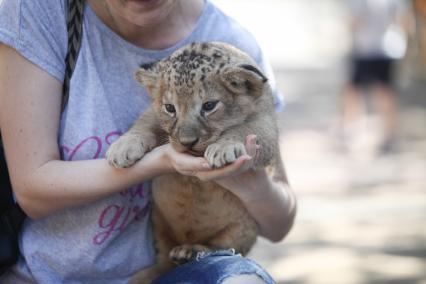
[152,250,275,284]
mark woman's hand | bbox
[158,135,259,181]
[197,134,260,182]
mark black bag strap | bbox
[62,0,85,110]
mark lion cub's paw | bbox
[106,134,146,168]
[169,244,211,264]
[205,142,247,168]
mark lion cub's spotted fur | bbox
[106,42,280,284]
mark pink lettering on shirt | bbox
[60,131,151,246]
[61,131,122,161]
[93,200,151,245]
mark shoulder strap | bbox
[62,0,85,111]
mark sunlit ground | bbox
[213,1,426,283]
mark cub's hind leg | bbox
[169,244,212,264]
[206,217,258,256]
[165,213,258,268]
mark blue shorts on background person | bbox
[351,57,394,87]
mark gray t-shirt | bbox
[0,0,283,283]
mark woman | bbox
[0,0,296,283]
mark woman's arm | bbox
[227,161,297,242]
[0,45,209,219]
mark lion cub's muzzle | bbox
[179,136,199,149]
[172,126,204,154]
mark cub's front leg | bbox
[205,117,278,169]
[106,108,160,168]
[204,139,247,169]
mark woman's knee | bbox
[152,250,275,284]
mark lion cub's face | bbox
[135,42,269,155]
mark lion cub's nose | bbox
[178,127,200,148]
[179,137,199,148]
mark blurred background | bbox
[212,0,426,283]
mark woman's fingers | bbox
[245,134,259,158]
[165,134,260,180]
[196,154,252,181]
[197,134,260,180]
[173,152,211,172]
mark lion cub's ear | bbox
[134,62,161,97]
[220,64,268,96]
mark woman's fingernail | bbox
[202,163,211,169]
[246,134,256,144]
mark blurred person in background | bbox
[341,0,410,154]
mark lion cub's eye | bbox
[164,104,176,114]
[202,101,219,112]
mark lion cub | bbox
[106,42,280,284]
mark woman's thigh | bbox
[152,250,275,284]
